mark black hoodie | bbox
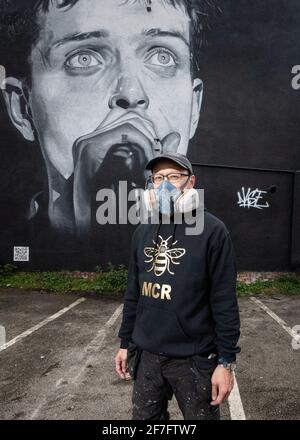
[118,207,241,362]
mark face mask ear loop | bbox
[179,173,192,193]
[174,174,193,212]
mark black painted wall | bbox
[0,0,299,271]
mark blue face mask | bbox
[154,180,182,215]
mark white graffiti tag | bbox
[237,187,269,209]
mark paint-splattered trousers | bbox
[131,349,221,420]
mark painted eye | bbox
[66,52,102,69]
[146,49,176,67]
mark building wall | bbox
[0,0,299,271]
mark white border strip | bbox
[0,297,86,353]
[228,372,246,420]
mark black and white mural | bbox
[0,0,299,270]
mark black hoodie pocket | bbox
[133,304,195,354]
[190,353,218,372]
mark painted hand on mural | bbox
[72,111,181,235]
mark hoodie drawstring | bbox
[170,222,177,249]
[153,216,177,249]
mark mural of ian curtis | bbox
[0,0,217,239]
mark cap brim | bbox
[145,154,192,173]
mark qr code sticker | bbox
[13,246,30,262]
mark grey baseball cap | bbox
[145,152,193,174]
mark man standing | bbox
[115,152,241,420]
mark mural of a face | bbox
[2,0,203,236]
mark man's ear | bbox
[187,174,196,189]
[189,78,203,139]
[1,77,35,141]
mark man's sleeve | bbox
[118,229,140,349]
[208,231,241,362]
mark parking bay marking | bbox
[228,372,246,420]
[30,303,123,419]
[0,297,86,353]
[250,296,300,344]
[1,299,247,421]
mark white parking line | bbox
[228,372,246,420]
[66,303,123,384]
[30,303,123,420]
[0,297,86,353]
[250,296,300,343]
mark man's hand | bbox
[115,348,131,380]
[210,365,234,406]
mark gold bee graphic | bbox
[144,235,186,276]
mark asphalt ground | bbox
[0,288,299,420]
